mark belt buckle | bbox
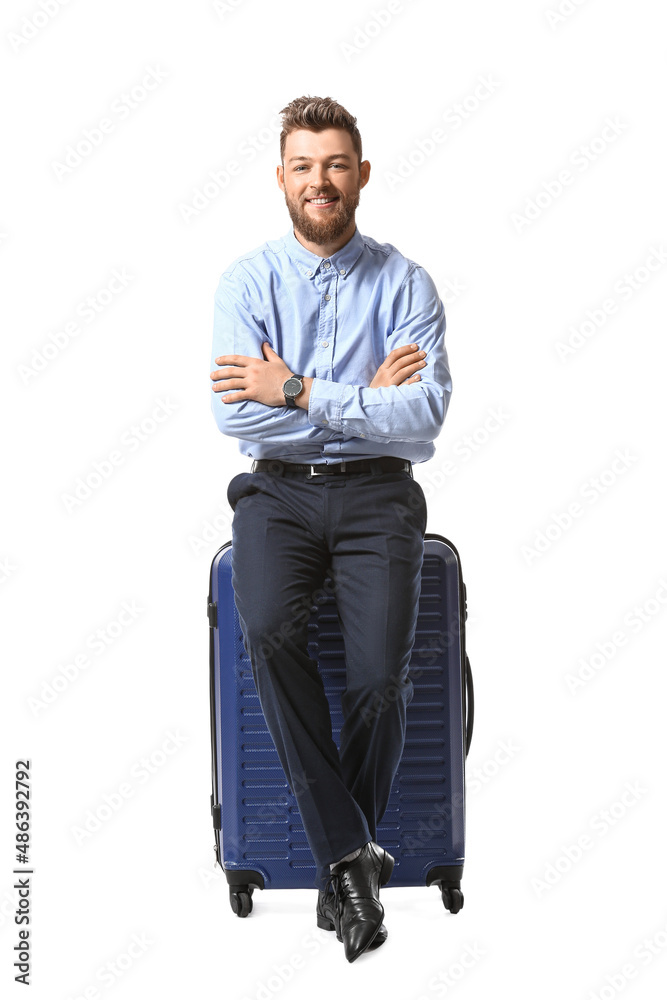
[308,461,344,477]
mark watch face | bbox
[284,377,302,395]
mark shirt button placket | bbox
[317,270,336,382]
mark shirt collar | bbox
[281,225,365,280]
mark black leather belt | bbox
[251,457,412,477]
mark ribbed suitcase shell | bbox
[208,532,473,911]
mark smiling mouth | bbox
[306,196,339,207]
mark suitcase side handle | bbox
[465,654,474,756]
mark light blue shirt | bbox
[210,225,452,465]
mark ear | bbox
[276,163,285,192]
[359,159,371,190]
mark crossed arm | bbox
[209,341,428,409]
[210,265,451,445]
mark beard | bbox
[284,185,360,246]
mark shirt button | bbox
[340,269,346,275]
[306,269,313,276]
[323,261,331,268]
[322,419,328,424]
[321,341,329,347]
[324,294,331,301]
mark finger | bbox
[388,356,427,378]
[377,344,419,371]
[397,354,426,369]
[212,377,245,392]
[210,365,245,381]
[387,344,420,362]
[213,355,249,366]
[219,391,246,403]
[387,350,425,370]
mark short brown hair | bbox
[279,96,362,165]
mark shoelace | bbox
[321,871,343,924]
[323,859,373,909]
[338,865,367,899]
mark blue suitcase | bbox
[207,531,474,918]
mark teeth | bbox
[309,198,336,204]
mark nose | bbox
[308,165,328,190]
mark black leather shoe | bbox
[318,842,394,963]
[316,887,388,949]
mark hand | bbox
[210,342,293,406]
[369,343,426,389]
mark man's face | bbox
[277,128,370,247]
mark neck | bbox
[293,219,356,259]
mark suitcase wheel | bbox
[229,885,254,918]
[440,885,464,914]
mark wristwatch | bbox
[282,373,305,407]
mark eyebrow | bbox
[287,153,352,162]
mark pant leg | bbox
[226,471,372,890]
[323,470,427,844]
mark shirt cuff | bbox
[307,377,346,430]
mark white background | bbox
[2,0,666,996]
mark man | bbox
[209,95,452,962]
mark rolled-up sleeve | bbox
[307,265,452,444]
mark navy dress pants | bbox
[226,460,427,891]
